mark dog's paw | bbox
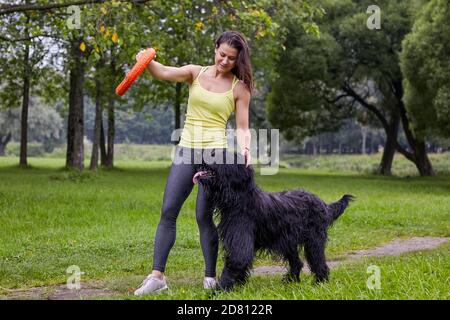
[282,273,301,283]
[218,278,238,292]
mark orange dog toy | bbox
[115,48,156,96]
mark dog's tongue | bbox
[193,171,208,184]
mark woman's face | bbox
[214,42,238,74]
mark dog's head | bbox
[193,151,255,194]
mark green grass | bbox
[0,154,449,299]
[110,242,450,300]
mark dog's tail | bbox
[327,194,354,224]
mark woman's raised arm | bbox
[136,50,200,84]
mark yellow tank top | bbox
[179,66,239,149]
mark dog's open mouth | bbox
[193,170,215,184]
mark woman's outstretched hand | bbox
[136,49,156,62]
[135,49,145,62]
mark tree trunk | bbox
[367,132,372,154]
[0,133,12,156]
[104,93,115,169]
[20,40,30,168]
[173,82,182,144]
[172,82,182,144]
[361,126,367,155]
[318,136,321,155]
[377,115,399,175]
[100,119,107,166]
[410,140,435,176]
[393,81,435,176]
[398,117,435,176]
[343,84,427,175]
[66,39,86,170]
[378,134,396,175]
[104,58,116,169]
[89,72,103,170]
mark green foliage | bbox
[401,0,450,138]
[267,27,349,141]
[122,0,290,109]
[266,0,424,143]
[0,0,327,168]
[0,108,20,138]
[0,4,63,109]
[0,99,63,144]
[6,142,46,157]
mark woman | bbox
[134,31,253,295]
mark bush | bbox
[6,142,45,157]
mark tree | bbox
[0,6,50,167]
[124,0,289,135]
[83,1,160,169]
[401,0,450,139]
[0,109,17,156]
[268,0,436,176]
[2,0,321,171]
[0,100,63,156]
[337,0,435,176]
[0,0,152,16]
[267,25,352,142]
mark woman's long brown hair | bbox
[216,31,254,94]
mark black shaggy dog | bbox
[193,151,354,291]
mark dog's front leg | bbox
[218,265,238,291]
[219,227,254,291]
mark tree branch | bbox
[325,93,350,105]
[0,132,12,145]
[394,138,414,161]
[0,0,152,16]
[0,33,60,42]
[342,83,390,132]
[342,82,416,160]
[391,79,421,146]
[1,0,103,15]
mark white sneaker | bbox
[203,277,218,290]
[134,275,168,296]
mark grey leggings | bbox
[152,147,223,277]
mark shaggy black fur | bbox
[195,151,354,291]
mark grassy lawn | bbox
[0,153,449,299]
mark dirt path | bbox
[252,236,450,275]
[2,236,449,300]
[0,280,117,300]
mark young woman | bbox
[134,31,253,295]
